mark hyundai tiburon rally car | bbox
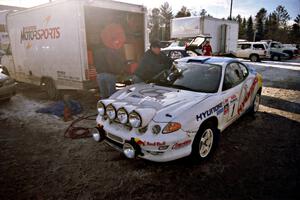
[92,57,263,162]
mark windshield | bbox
[151,63,222,93]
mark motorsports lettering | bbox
[196,102,223,121]
[20,25,60,43]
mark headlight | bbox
[129,111,142,128]
[117,108,128,124]
[106,104,116,119]
[162,122,181,134]
[97,101,105,116]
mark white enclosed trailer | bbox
[171,16,239,55]
[2,0,147,98]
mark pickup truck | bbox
[262,40,298,59]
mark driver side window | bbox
[223,63,245,91]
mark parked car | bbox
[270,51,289,61]
[235,42,270,62]
[0,66,16,101]
[159,41,173,48]
[162,46,198,61]
[262,40,297,59]
[92,56,263,162]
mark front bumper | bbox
[0,82,16,100]
[95,115,194,162]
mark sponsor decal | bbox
[130,94,143,98]
[172,140,192,150]
[196,102,223,121]
[21,26,60,43]
[238,77,258,114]
[223,103,229,115]
[230,95,237,103]
[134,138,166,146]
[139,88,171,99]
[20,15,61,44]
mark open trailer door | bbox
[83,1,146,82]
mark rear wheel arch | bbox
[257,87,262,95]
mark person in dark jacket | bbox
[93,46,125,98]
[133,40,173,83]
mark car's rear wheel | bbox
[250,54,259,62]
[191,121,219,161]
[249,92,261,115]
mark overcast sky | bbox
[0,0,299,20]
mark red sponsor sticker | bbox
[172,140,192,150]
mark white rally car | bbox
[92,56,263,162]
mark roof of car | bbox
[162,46,186,51]
[238,41,267,44]
[176,56,239,66]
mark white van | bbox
[1,0,147,99]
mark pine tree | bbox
[241,17,247,39]
[149,8,161,41]
[175,6,191,18]
[236,15,244,39]
[246,16,254,41]
[255,8,267,41]
[274,5,291,28]
[159,2,173,40]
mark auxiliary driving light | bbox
[123,143,136,159]
[91,127,105,142]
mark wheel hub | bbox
[199,129,214,158]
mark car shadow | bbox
[261,95,300,114]
[112,111,299,199]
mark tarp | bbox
[36,100,82,117]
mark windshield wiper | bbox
[170,84,197,92]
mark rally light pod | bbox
[91,127,105,142]
[123,143,136,159]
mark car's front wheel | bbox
[191,121,219,161]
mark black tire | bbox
[249,91,261,115]
[44,79,60,100]
[283,50,293,59]
[250,54,259,62]
[191,121,220,162]
[272,55,281,61]
[0,97,11,103]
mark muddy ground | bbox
[0,82,299,200]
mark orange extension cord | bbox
[64,114,97,139]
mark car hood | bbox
[109,83,210,122]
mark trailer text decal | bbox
[20,26,60,43]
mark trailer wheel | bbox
[44,78,60,100]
